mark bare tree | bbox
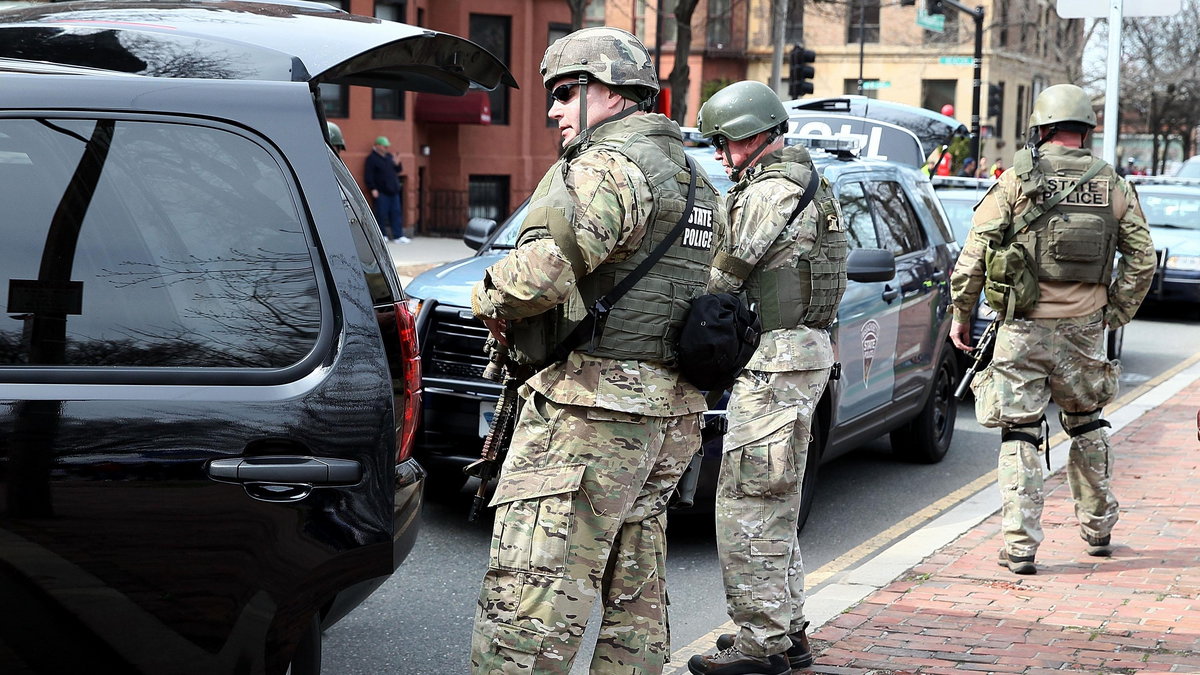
[666,0,703,124]
[564,0,588,30]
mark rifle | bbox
[955,318,998,400]
[464,340,527,522]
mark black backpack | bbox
[675,292,761,391]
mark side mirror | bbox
[463,217,498,251]
[846,247,896,283]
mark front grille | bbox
[425,304,491,381]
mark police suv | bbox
[408,118,961,531]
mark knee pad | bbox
[1060,408,1111,438]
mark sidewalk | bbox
[386,234,474,284]
[673,357,1200,674]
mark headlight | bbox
[1166,254,1200,271]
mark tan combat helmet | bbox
[540,26,658,96]
[541,27,659,144]
[1028,84,1096,132]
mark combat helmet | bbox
[326,121,345,152]
[1028,84,1096,131]
[697,80,789,180]
[541,26,658,97]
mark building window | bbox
[546,23,571,127]
[994,81,1005,141]
[921,79,956,117]
[846,0,879,44]
[634,0,647,41]
[1016,84,1026,146]
[470,14,511,126]
[469,175,510,222]
[844,78,880,99]
[998,1,1009,48]
[320,82,348,118]
[373,1,407,119]
[584,0,605,27]
[708,0,732,48]
[786,0,804,45]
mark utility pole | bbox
[927,0,985,165]
[771,0,788,93]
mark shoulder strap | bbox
[545,154,700,363]
[712,166,821,282]
[1004,157,1106,243]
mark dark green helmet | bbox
[326,121,345,150]
[1028,84,1096,130]
[698,80,788,142]
[540,27,658,97]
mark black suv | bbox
[407,128,961,530]
[0,2,513,673]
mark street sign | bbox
[861,81,891,90]
[938,56,974,66]
[1057,0,1181,18]
[917,7,945,32]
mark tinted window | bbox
[836,181,879,249]
[0,118,320,368]
[866,180,927,256]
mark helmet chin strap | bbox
[726,128,782,181]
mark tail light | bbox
[394,300,422,462]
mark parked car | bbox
[408,125,961,531]
[1127,176,1200,309]
[0,2,513,673]
[931,175,1126,359]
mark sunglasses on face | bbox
[551,82,582,103]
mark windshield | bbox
[1138,190,1200,230]
[937,194,978,243]
[483,146,735,253]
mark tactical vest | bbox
[735,153,848,330]
[508,115,717,366]
[1009,147,1120,285]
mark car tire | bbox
[797,408,824,534]
[1107,325,1124,360]
[890,346,958,464]
[287,614,322,675]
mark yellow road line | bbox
[668,349,1200,668]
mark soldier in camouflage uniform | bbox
[687,81,847,675]
[949,84,1156,575]
[468,27,723,674]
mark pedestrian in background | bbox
[468,26,722,674]
[949,84,1156,575]
[959,157,978,178]
[990,157,1006,178]
[687,80,848,675]
[975,155,991,178]
[364,136,409,243]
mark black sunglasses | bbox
[551,82,582,104]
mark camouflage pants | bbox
[970,310,1121,558]
[714,368,829,658]
[470,391,701,675]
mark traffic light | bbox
[926,0,944,15]
[987,83,1003,117]
[789,45,816,99]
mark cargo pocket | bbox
[489,463,586,575]
[749,538,790,602]
[723,407,799,497]
[972,366,1003,428]
[491,623,544,669]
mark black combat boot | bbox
[997,548,1036,574]
[714,624,813,671]
[687,646,789,675]
[1084,534,1113,557]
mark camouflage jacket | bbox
[949,144,1156,328]
[471,113,708,416]
[708,146,836,371]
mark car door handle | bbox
[207,456,362,486]
[882,285,900,303]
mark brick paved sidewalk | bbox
[804,378,1200,674]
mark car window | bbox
[866,180,927,256]
[0,117,321,369]
[1137,191,1200,229]
[836,181,879,249]
[330,149,401,304]
[912,181,955,245]
[937,193,977,243]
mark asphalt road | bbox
[323,307,1198,674]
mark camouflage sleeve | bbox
[471,149,650,320]
[948,176,1014,322]
[1106,179,1156,329]
[708,177,812,293]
